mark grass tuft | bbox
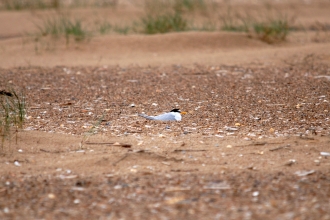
[0,89,26,151]
[220,9,249,32]
[36,15,89,44]
[25,1,293,45]
[113,25,132,35]
[97,20,112,35]
[219,6,292,44]
[173,0,207,13]
[62,19,87,42]
[142,12,188,34]
[251,19,289,44]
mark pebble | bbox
[252,191,259,197]
[320,152,330,156]
[48,194,56,199]
[14,161,21,167]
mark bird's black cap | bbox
[170,109,181,113]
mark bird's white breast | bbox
[172,112,182,121]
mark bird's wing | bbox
[138,113,156,120]
[153,112,178,121]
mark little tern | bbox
[139,109,187,121]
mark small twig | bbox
[299,136,315,140]
[85,142,115,145]
[269,144,291,152]
[237,141,284,147]
[40,148,63,153]
[85,142,131,148]
[171,169,199,172]
[252,142,267,146]
[112,153,129,166]
[40,148,50,152]
[173,149,207,152]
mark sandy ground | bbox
[0,1,330,219]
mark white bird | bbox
[139,109,187,121]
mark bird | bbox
[139,109,187,121]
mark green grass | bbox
[141,12,188,34]
[173,0,207,12]
[252,19,289,43]
[113,25,132,35]
[36,16,89,44]
[92,0,118,8]
[28,1,293,45]
[97,22,134,35]
[142,1,186,34]
[0,0,60,10]
[221,22,248,32]
[97,20,112,35]
[37,12,189,38]
[220,11,249,32]
[34,15,137,49]
[141,0,214,34]
[62,19,87,42]
[194,22,217,31]
[219,6,292,44]
[0,0,118,10]
[0,89,26,151]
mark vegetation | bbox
[140,0,217,34]
[80,115,104,150]
[36,15,89,44]
[0,0,59,10]
[219,6,292,43]
[26,0,292,45]
[219,8,249,32]
[97,20,112,35]
[174,0,206,12]
[251,19,290,44]
[0,0,118,10]
[0,89,26,151]
[141,12,187,34]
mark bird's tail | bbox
[138,113,155,120]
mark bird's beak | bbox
[180,111,187,115]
